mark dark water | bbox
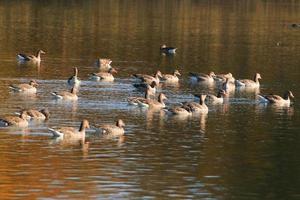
[0,0,300,199]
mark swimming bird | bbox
[0,111,29,127]
[9,80,38,93]
[96,119,125,137]
[164,105,192,116]
[128,86,151,106]
[189,72,216,83]
[137,93,167,109]
[161,70,181,82]
[214,72,235,83]
[222,77,236,92]
[48,119,90,140]
[133,81,157,97]
[51,87,78,100]
[198,90,227,104]
[67,67,81,87]
[133,70,162,85]
[257,91,294,106]
[17,50,45,63]
[17,108,50,120]
[182,94,208,113]
[235,73,262,88]
[90,68,118,81]
[160,44,177,54]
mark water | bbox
[0,0,300,199]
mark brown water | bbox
[0,0,300,199]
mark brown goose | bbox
[128,86,152,105]
[164,105,192,116]
[161,70,181,82]
[189,71,216,83]
[18,108,50,120]
[133,70,162,85]
[97,119,125,137]
[9,80,38,93]
[182,94,208,113]
[90,68,117,81]
[258,91,294,106]
[137,93,167,109]
[17,50,45,62]
[236,73,262,88]
[51,87,78,100]
[48,119,90,140]
[199,90,227,104]
[0,111,29,127]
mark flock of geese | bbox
[0,46,295,142]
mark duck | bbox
[257,91,294,106]
[164,105,192,116]
[182,94,208,113]
[133,81,157,97]
[128,86,151,106]
[0,111,29,127]
[160,44,177,54]
[17,50,45,63]
[189,71,216,83]
[17,108,50,120]
[51,86,78,100]
[67,67,81,87]
[133,70,162,85]
[137,93,167,109]
[90,68,118,81]
[96,119,125,137]
[161,70,181,82]
[197,90,227,104]
[235,73,262,88]
[9,80,38,93]
[96,58,112,71]
[48,119,90,140]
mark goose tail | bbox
[48,128,63,137]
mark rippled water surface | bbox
[0,0,300,199]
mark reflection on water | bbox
[0,0,300,199]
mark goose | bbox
[9,80,38,93]
[0,111,29,127]
[189,71,216,83]
[128,86,151,106]
[222,77,236,92]
[164,105,192,116]
[17,50,45,62]
[214,73,235,83]
[48,119,90,140]
[182,94,208,113]
[90,68,117,81]
[132,70,162,85]
[97,119,125,137]
[51,87,78,100]
[236,73,262,88]
[137,93,167,109]
[197,90,227,104]
[17,108,50,120]
[258,91,294,106]
[160,44,177,54]
[161,70,181,82]
[67,67,81,86]
[133,81,157,97]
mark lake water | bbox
[0,0,299,199]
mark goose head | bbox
[174,70,181,76]
[284,91,294,100]
[29,80,38,87]
[40,108,50,120]
[158,93,167,102]
[116,119,125,128]
[109,68,118,74]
